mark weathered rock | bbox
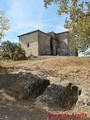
[76,89,90,106]
[33,84,65,107]
[19,73,50,100]
[34,83,82,110]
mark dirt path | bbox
[0,98,47,120]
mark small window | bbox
[27,43,29,48]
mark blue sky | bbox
[0,0,68,43]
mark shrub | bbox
[13,46,26,61]
[0,40,26,60]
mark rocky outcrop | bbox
[34,83,82,110]
[1,70,82,110]
[19,73,50,100]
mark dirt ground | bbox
[0,56,90,120]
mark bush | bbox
[13,46,26,61]
[27,54,38,60]
[0,40,26,61]
[27,54,33,59]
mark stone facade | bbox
[19,31,39,56]
[38,31,51,55]
[18,30,77,56]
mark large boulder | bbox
[34,83,82,110]
[19,73,50,100]
[33,84,65,107]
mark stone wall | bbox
[19,32,39,57]
[48,32,57,55]
[56,32,70,55]
[38,31,51,55]
[56,32,76,56]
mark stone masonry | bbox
[18,30,77,57]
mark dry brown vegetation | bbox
[1,56,90,73]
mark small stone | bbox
[87,102,90,106]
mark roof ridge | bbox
[18,29,51,37]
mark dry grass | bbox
[0,56,90,76]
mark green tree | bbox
[0,41,17,59]
[0,40,26,60]
[0,10,10,40]
[44,0,90,52]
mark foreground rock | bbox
[34,83,82,110]
[0,70,86,110]
[19,73,50,100]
